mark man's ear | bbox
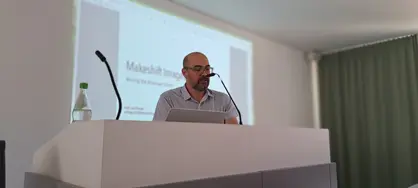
[182,68,187,78]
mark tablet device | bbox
[166,108,227,124]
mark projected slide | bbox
[72,0,254,124]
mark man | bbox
[152,52,238,124]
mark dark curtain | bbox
[319,35,418,188]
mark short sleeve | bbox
[224,95,238,119]
[152,95,172,121]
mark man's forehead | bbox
[187,54,209,65]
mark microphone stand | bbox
[214,73,243,125]
[95,50,122,120]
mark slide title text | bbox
[126,60,183,81]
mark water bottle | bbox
[72,82,92,122]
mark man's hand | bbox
[225,117,238,124]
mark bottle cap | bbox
[80,82,88,89]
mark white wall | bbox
[0,0,312,187]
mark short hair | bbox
[183,52,206,67]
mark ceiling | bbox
[170,0,418,52]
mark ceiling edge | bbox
[321,33,416,55]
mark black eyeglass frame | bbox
[183,65,214,73]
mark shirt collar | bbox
[181,84,213,101]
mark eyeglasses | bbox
[184,65,214,73]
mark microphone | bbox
[207,72,243,125]
[95,50,122,120]
[206,73,216,77]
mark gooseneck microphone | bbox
[207,73,243,125]
[95,50,122,120]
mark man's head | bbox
[182,52,213,92]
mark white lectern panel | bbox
[32,120,330,188]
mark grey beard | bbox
[192,83,206,92]
[192,79,208,91]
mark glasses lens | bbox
[191,65,212,73]
[192,66,203,71]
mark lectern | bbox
[26,120,335,188]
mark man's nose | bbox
[201,71,208,77]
